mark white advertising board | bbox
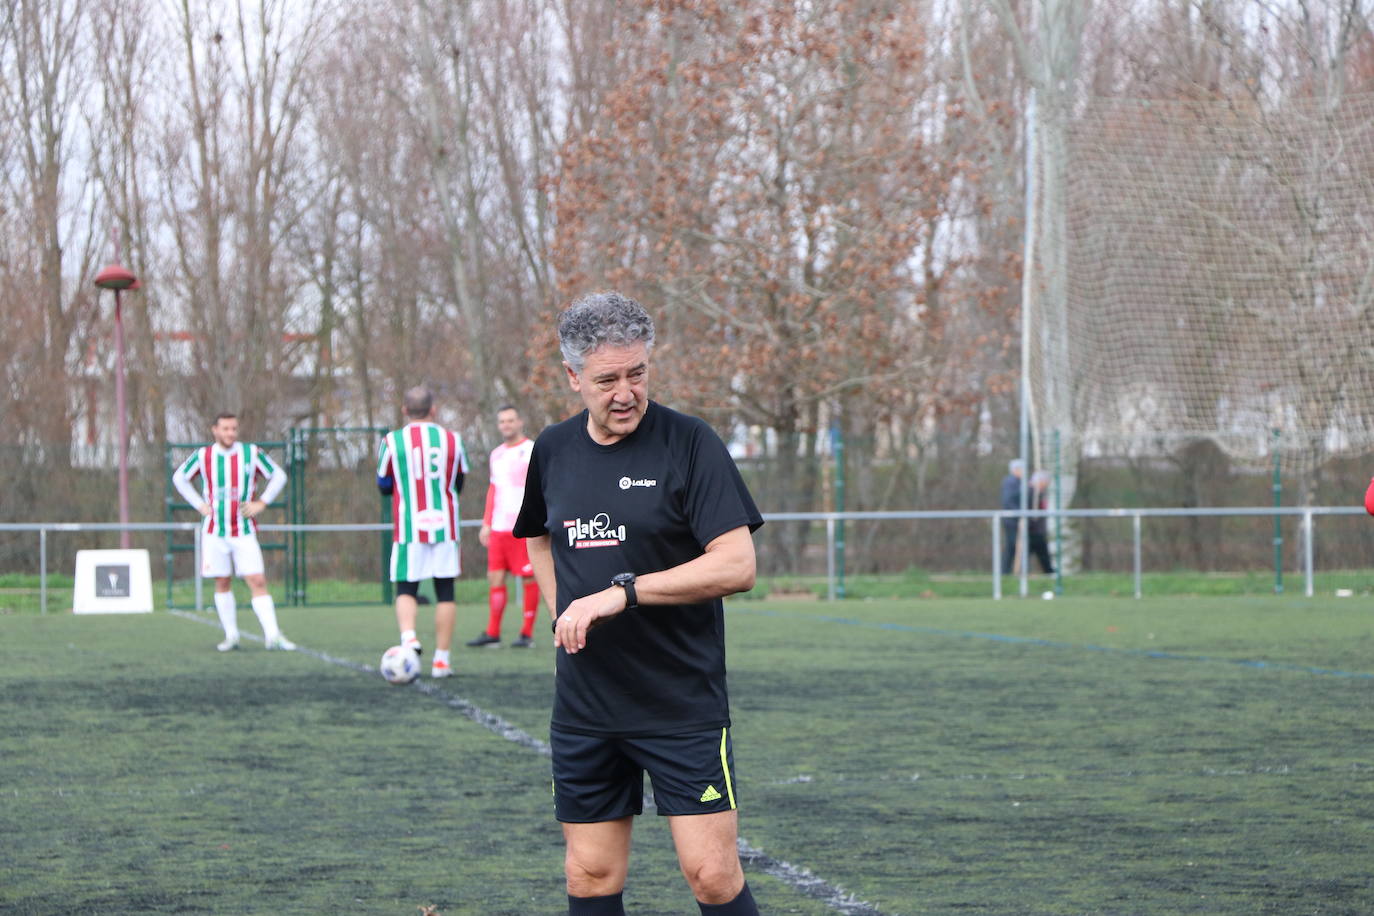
[72,549,153,614]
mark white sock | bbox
[251,594,280,641]
[433,648,451,666]
[401,629,418,646]
[214,591,239,640]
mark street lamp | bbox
[94,261,140,549]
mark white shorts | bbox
[202,534,265,578]
[390,541,460,582]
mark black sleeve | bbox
[682,421,763,548]
[512,440,546,539]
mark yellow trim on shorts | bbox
[719,728,737,809]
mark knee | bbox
[565,850,625,898]
[681,854,744,904]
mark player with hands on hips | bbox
[172,412,293,652]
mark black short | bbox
[550,726,739,823]
[395,577,454,602]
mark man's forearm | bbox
[171,471,205,511]
[554,526,757,654]
[632,526,756,606]
[258,467,288,505]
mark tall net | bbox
[1031,91,1374,478]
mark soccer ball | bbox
[379,645,420,685]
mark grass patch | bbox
[3,597,1372,913]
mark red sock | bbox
[486,585,507,637]
[521,581,539,638]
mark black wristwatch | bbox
[611,572,637,609]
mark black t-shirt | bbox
[512,401,763,737]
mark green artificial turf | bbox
[2,596,1371,914]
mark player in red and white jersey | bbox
[172,413,294,653]
[376,386,469,678]
[466,405,542,648]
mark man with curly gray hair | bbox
[557,290,656,374]
[515,291,764,915]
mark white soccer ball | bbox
[1042,591,1055,600]
[379,645,420,685]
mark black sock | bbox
[568,891,626,915]
[698,882,759,915]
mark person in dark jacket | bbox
[1000,459,1026,575]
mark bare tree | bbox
[0,0,104,463]
[161,0,329,434]
[551,0,1003,570]
[89,0,167,450]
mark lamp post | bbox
[94,261,139,549]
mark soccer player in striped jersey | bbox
[172,413,294,652]
[466,405,543,649]
[376,386,470,678]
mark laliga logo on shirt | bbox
[619,476,658,490]
[564,513,627,549]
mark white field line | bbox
[170,610,889,916]
[763,763,1374,786]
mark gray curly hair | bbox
[558,291,656,374]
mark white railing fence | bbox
[2,505,1366,613]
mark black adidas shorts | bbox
[550,726,739,823]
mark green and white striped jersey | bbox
[173,443,286,537]
[376,422,470,544]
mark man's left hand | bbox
[554,587,629,654]
[241,500,267,519]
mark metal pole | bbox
[286,431,294,606]
[1272,428,1283,594]
[826,517,836,602]
[993,514,1003,600]
[115,289,130,549]
[297,430,306,605]
[1132,513,1142,600]
[831,424,846,599]
[1053,428,1064,595]
[164,443,174,608]
[39,529,47,615]
[194,526,204,613]
[1018,88,1038,601]
[1303,510,1314,598]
